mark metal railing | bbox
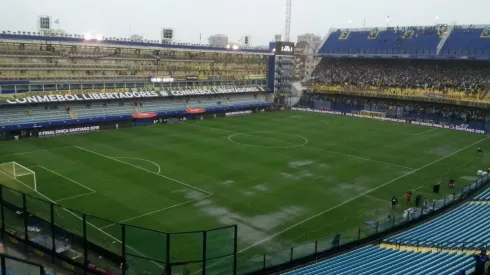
[0,184,237,275]
[0,253,46,275]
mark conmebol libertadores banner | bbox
[1,86,268,105]
[291,107,486,134]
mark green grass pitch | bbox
[0,111,489,271]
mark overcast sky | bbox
[1,0,489,46]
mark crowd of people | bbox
[309,58,490,95]
[299,93,490,124]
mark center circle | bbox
[227,131,308,148]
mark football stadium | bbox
[2,2,490,275]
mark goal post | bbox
[0,162,37,191]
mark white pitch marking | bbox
[414,128,438,135]
[112,157,161,174]
[227,132,309,149]
[0,166,164,270]
[0,146,74,158]
[306,146,414,170]
[413,186,424,191]
[36,165,96,193]
[74,146,213,196]
[55,192,95,203]
[373,128,414,135]
[190,123,414,170]
[98,194,212,230]
[236,136,490,254]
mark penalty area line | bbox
[55,191,96,203]
[35,165,96,193]
[98,194,212,230]
[0,166,164,270]
[73,146,213,196]
[0,146,75,159]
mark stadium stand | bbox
[320,26,445,55]
[283,245,475,275]
[298,93,490,131]
[0,42,268,83]
[308,58,490,102]
[474,188,490,200]
[0,93,269,126]
[385,202,490,249]
[0,105,71,125]
[441,26,490,56]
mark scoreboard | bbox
[275,42,295,56]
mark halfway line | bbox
[189,123,414,170]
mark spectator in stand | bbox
[309,58,490,97]
[474,250,489,275]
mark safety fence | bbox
[386,239,490,252]
[0,185,237,275]
[0,253,47,275]
[0,170,488,274]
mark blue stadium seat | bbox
[319,28,440,55]
[441,28,490,56]
[283,245,474,275]
[474,188,490,201]
[385,202,490,249]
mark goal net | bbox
[360,110,386,118]
[0,162,37,191]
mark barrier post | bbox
[233,225,238,275]
[22,193,28,250]
[262,254,266,270]
[83,213,87,275]
[0,186,4,240]
[50,203,55,263]
[202,231,207,275]
[357,228,361,240]
[166,233,170,268]
[122,224,126,275]
[314,240,318,254]
[375,222,379,234]
[0,255,6,275]
[290,247,294,261]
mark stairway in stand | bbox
[69,108,77,119]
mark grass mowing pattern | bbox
[0,111,489,265]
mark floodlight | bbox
[85,33,92,40]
